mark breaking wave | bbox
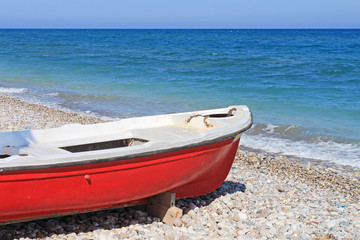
[240,124,360,168]
[0,87,27,94]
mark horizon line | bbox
[1,27,360,30]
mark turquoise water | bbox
[0,29,359,167]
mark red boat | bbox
[0,106,252,224]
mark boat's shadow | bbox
[0,181,245,240]
[176,180,246,214]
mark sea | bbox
[0,29,359,168]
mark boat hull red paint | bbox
[0,137,240,224]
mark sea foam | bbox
[240,133,360,168]
[0,87,27,94]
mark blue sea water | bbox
[0,29,359,167]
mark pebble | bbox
[238,212,248,221]
[172,218,182,227]
[0,94,359,239]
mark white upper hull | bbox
[0,106,252,171]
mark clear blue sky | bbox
[1,0,359,29]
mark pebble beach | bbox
[0,93,359,240]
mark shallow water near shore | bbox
[0,29,359,167]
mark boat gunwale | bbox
[0,113,253,173]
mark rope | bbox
[227,108,237,117]
[186,114,202,124]
[186,114,213,128]
[203,116,213,128]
